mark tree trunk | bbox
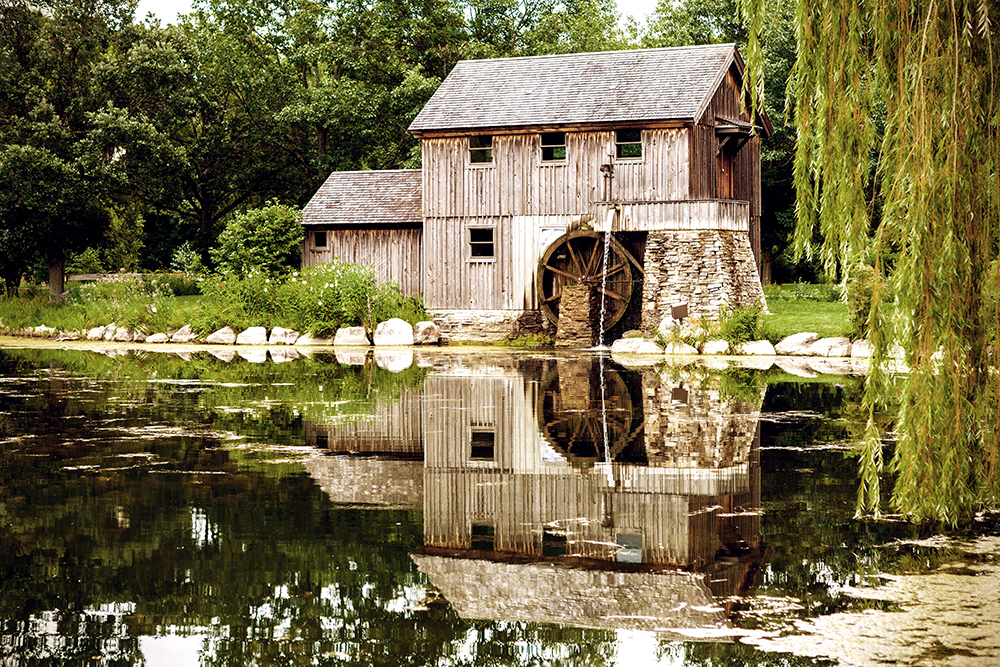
[48,250,65,302]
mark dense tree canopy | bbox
[741,0,1000,524]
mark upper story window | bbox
[615,129,642,159]
[469,135,493,164]
[468,226,495,260]
[540,132,566,162]
[313,230,327,248]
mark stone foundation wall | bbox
[641,230,766,329]
[555,283,599,348]
[430,309,555,342]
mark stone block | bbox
[268,327,299,345]
[87,326,107,341]
[171,324,194,343]
[236,326,268,345]
[610,337,663,354]
[103,325,117,341]
[664,341,699,355]
[807,336,851,357]
[146,333,169,343]
[374,318,414,346]
[701,339,729,355]
[413,321,440,345]
[113,328,133,342]
[851,339,872,358]
[204,326,237,345]
[737,340,776,355]
[334,327,370,346]
[775,332,818,355]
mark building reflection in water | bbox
[305,354,766,633]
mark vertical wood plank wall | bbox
[303,228,423,297]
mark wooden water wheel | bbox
[536,231,636,331]
[538,360,644,465]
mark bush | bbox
[844,264,885,338]
[210,201,303,276]
[718,303,762,345]
[63,271,174,332]
[170,242,204,276]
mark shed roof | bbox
[302,169,422,227]
[410,44,747,134]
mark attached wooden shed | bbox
[301,169,423,297]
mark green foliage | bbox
[844,264,885,338]
[210,202,303,277]
[764,281,840,303]
[63,271,175,332]
[66,248,106,275]
[741,0,1000,524]
[761,297,850,341]
[718,304,762,345]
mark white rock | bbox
[334,327,370,346]
[87,326,107,341]
[132,332,146,343]
[775,357,818,377]
[103,324,118,341]
[664,341,699,355]
[775,332,819,355]
[146,333,169,343]
[204,326,237,345]
[34,325,56,337]
[268,327,299,345]
[413,321,440,345]
[701,339,730,355]
[851,339,872,358]
[610,337,663,354]
[171,324,193,343]
[375,350,414,372]
[373,318,414,346]
[235,326,268,346]
[294,333,334,346]
[237,349,267,363]
[737,340,777,355]
[113,328,133,342]
[270,348,300,363]
[806,336,852,357]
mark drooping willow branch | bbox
[740,0,1000,524]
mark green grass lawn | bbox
[762,294,852,341]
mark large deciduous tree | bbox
[741,0,1000,524]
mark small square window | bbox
[541,132,566,162]
[471,522,495,551]
[468,227,495,260]
[615,129,642,159]
[471,429,495,460]
[313,230,327,248]
[469,135,493,164]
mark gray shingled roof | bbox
[409,44,739,133]
[302,169,422,226]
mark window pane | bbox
[542,145,566,161]
[469,135,492,149]
[313,231,327,248]
[469,228,493,243]
[541,132,565,146]
[616,129,641,143]
[616,142,642,158]
[469,148,493,163]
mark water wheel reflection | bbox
[538,359,644,465]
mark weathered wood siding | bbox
[303,227,423,296]
[304,386,424,455]
[421,129,690,219]
[598,199,749,233]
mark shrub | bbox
[718,303,762,344]
[170,242,204,276]
[844,264,884,338]
[210,201,303,276]
[63,271,174,332]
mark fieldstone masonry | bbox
[641,230,766,329]
[555,283,600,348]
[430,309,553,342]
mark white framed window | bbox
[469,135,493,164]
[540,132,566,162]
[468,226,495,261]
[615,129,642,159]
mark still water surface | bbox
[0,344,997,666]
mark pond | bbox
[0,343,997,666]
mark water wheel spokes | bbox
[537,231,634,331]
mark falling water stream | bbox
[596,227,613,347]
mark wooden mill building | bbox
[302,44,771,341]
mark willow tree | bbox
[740,0,1000,524]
